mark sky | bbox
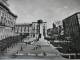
[7,0,80,28]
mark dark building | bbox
[57,12,80,59]
[46,12,80,59]
[63,12,80,50]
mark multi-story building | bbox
[0,1,17,27]
[56,12,80,59]
[32,21,47,38]
[63,12,80,49]
[14,20,47,40]
[0,0,21,52]
[14,24,33,37]
[0,0,17,40]
[46,12,80,59]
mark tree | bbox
[53,23,56,28]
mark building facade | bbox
[14,24,32,34]
[0,0,17,40]
[14,20,47,39]
[63,12,80,49]
[0,1,17,27]
[32,21,47,38]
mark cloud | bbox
[8,0,80,28]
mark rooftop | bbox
[0,1,17,18]
[15,23,32,26]
[62,12,80,21]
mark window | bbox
[0,10,1,16]
[78,14,80,19]
[1,16,4,23]
[25,26,28,32]
[19,27,21,33]
[22,27,25,33]
[0,10,2,16]
[5,19,7,26]
[33,34,35,37]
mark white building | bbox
[14,20,47,39]
[0,0,17,40]
[32,20,47,39]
